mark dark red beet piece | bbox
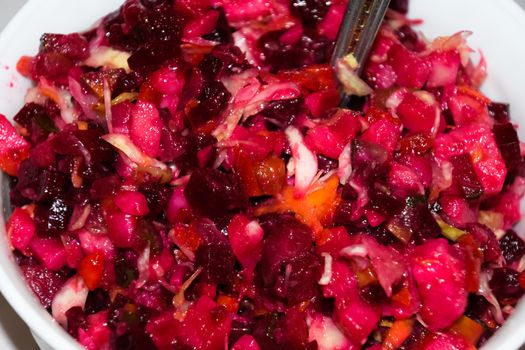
[184,168,247,219]
[186,81,231,127]
[290,0,331,26]
[397,25,424,52]
[33,197,72,236]
[13,103,58,144]
[258,29,332,73]
[39,33,89,60]
[35,169,68,203]
[138,181,171,219]
[489,268,524,304]
[488,102,510,123]
[19,257,69,309]
[66,306,87,338]
[128,42,181,73]
[465,224,502,263]
[252,313,283,350]
[32,52,73,85]
[115,330,156,350]
[493,123,522,174]
[258,214,321,305]
[389,0,409,14]
[499,229,525,264]
[450,154,484,200]
[396,196,440,244]
[194,219,235,285]
[261,98,304,127]
[209,44,251,76]
[50,129,116,166]
[140,2,184,43]
[84,289,111,315]
[202,8,234,44]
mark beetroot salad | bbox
[1,0,525,349]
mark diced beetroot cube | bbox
[222,0,272,23]
[439,195,477,228]
[105,213,139,249]
[20,257,68,309]
[445,89,491,126]
[40,33,89,60]
[166,187,191,224]
[78,311,112,350]
[175,296,232,350]
[421,332,472,350]
[232,335,261,350]
[316,227,354,258]
[77,229,116,259]
[360,118,400,156]
[494,191,522,229]
[388,162,424,196]
[183,10,220,38]
[0,114,30,176]
[434,123,506,195]
[149,66,185,95]
[388,43,431,88]
[305,109,360,159]
[29,238,67,271]
[317,3,346,41]
[114,190,150,216]
[466,224,502,263]
[228,214,263,271]
[396,92,438,134]
[397,154,433,187]
[280,23,303,45]
[194,219,235,285]
[365,62,397,89]
[305,89,340,118]
[110,101,132,134]
[146,311,179,350]
[29,141,55,168]
[382,275,421,319]
[7,207,35,251]
[369,35,395,62]
[61,234,83,268]
[493,122,522,174]
[259,214,321,305]
[410,239,467,330]
[334,297,380,346]
[450,154,484,200]
[426,50,461,88]
[323,260,359,300]
[130,100,163,157]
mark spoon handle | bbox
[331,0,391,74]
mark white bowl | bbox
[1,0,525,349]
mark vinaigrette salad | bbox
[1,0,525,349]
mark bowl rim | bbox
[1,0,525,350]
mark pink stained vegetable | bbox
[410,239,468,330]
[114,190,150,216]
[227,214,263,271]
[7,207,35,251]
[130,100,163,158]
[105,212,139,249]
[29,238,67,271]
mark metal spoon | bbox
[331,0,391,104]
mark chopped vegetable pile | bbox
[2,0,525,349]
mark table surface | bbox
[1,0,525,349]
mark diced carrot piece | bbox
[382,318,414,350]
[78,251,105,290]
[447,315,484,345]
